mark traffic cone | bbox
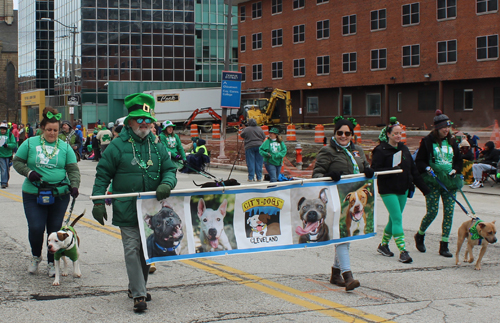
[262,125,269,136]
[286,125,297,141]
[212,123,220,139]
[238,127,243,140]
[190,124,198,138]
[354,124,361,144]
[490,120,500,148]
[314,125,325,143]
[401,125,407,144]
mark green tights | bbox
[380,193,408,252]
[418,186,456,242]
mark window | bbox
[241,66,246,82]
[272,61,283,79]
[343,95,352,115]
[495,87,500,109]
[240,6,246,22]
[272,0,282,14]
[477,0,498,13]
[342,15,356,35]
[342,52,357,72]
[371,9,387,31]
[397,92,402,112]
[293,58,305,77]
[402,3,420,26]
[454,89,474,110]
[477,35,499,60]
[317,55,330,75]
[272,29,283,47]
[252,2,262,19]
[437,0,457,19]
[464,89,474,110]
[402,44,420,67]
[293,24,305,43]
[252,64,262,81]
[307,97,319,113]
[371,48,387,70]
[418,90,437,111]
[252,33,262,50]
[293,0,305,9]
[317,20,330,39]
[437,40,457,63]
[240,36,246,52]
[366,94,381,116]
[317,0,328,4]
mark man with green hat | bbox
[159,120,186,169]
[91,93,177,312]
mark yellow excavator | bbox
[245,88,292,125]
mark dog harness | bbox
[155,241,180,253]
[469,218,483,245]
[54,226,79,262]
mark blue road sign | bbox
[221,71,242,109]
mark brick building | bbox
[0,0,17,123]
[234,0,500,128]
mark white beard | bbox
[133,126,151,139]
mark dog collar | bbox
[155,241,180,253]
[469,218,483,241]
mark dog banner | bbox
[138,176,377,264]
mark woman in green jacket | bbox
[159,120,186,168]
[259,128,287,182]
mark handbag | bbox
[37,187,55,205]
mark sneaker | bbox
[133,297,148,312]
[149,263,157,274]
[399,251,413,263]
[377,244,394,257]
[28,256,42,274]
[247,179,254,182]
[48,263,56,277]
[128,290,152,302]
[1,184,6,189]
[470,181,483,189]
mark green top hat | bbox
[270,127,280,134]
[124,93,157,125]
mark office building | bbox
[0,0,17,122]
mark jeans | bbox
[245,147,263,181]
[0,157,9,186]
[472,163,495,181]
[120,226,150,299]
[333,242,351,274]
[264,163,281,183]
[22,192,70,263]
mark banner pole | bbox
[90,170,401,200]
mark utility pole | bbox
[219,0,233,160]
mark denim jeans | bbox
[22,192,70,263]
[0,157,9,186]
[264,163,281,183]
[245,147,263,181]
[121,226,150,299]
[333,242,351,274]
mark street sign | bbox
[220,71,242,109]
[68,95,79,106]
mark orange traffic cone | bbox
[401,125,407,144]
[286,125,297,141]
[238,127,243,140]
[262,125,269,136]
[490,120,500,148]
[314,125,325,143]
[354,124,361,144]
[190,124,198,138]
[212,123,220,139]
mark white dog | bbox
[198,199,232,252]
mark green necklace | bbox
[40,136,59,159]
[129,136,162,180]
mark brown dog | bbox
[296,188,330,243]
[343,183,372,237]
[456,218,497,270]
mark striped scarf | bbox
[333,138,360,174]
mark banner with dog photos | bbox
[137,177,377,264]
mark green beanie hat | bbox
[124,93,157,125]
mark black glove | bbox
[2,143,7,148]
[364,167,375,178]
[70,187,79,198]
[325,171,341,181]
[28,171,42,182]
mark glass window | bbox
[402,44,420,67]
[464,89,474,110]
[272,29,282,47]
[371,48,387,70]
[343,95,352,115]
[366,94,381,116]
[293,58,305,77]
[307,97,319,113]
[477,35,499,60]
[317,55,330,75]
[477,0,498,13]
[252,33,262,50]
[371,9,386,30]
[241,66,246,82]
[293,0,305,9]
[402,3,420,25]
[293,24,305,43]
[342,14,356,35]
[437,0,457,19]
[437,40,457,63]
[240,6,246,22]
[272,61,283,79]
[342,52,357,72]
[317,20,330,39]
[252,2,262,19]
[272,0,282,14]
[252,64,262,81]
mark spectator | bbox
[0,122,17,188]
[469,141,500,188]
[240,119,266,182]
[259,127,287,183]
[96,125,113,154]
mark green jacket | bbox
[259,139,287,166]
[312,139,369,177]
[0,131,17,158]
[92,125,177,227]
[159,132,186,160]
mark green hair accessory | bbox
[347,117,358,128]
[333,116,344,124]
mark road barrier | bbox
[212,123,220,139]
[354,124,361,143]
[190,124,198,138]
[286,124,297,141]
[262,125,269,136]
[401,125,407,144]
[314,125,325,143]
[490,120,500,148]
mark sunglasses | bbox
[134,117,153,124]
[336,130,352,137]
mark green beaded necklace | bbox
[40,135,59,159]
[129,135,162,180]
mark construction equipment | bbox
[244,89,292,126]
[183,107,244,132]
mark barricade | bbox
[354,124,361,143]
[238,127,243,140]
[262,125,269,136]
[286,124,297,141]
[401,125,407,144]
[490,120,500,148]
[190,124,198,138]
[314,124,325,143]
[212,123,220,139]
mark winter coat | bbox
[259,138,287,166]
[415,133,463,174]
[241,121,266,149]
[159,132,186,160]
[92,125,177,227]
[371,142,430,196]
[480,148,500,166]
[312,138,369,177]
[59,130,82,150]
[0,130,17,158]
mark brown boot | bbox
[329,267,345,287]
[342,271,360,291]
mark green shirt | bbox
[431,139,453,174]
[15,136,77,194]
[0,131,17,158]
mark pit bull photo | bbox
[144,203,184,258]
[247,213,281,237]
[198,198,233,252]
[456,218,497,270]
[47,211,85,286]
[342,183,372,237]
[295,188,330,243]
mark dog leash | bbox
[458,189,476,216]
[64,196,77,226]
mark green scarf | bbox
[333,138,360,174]
[469,219,483,241]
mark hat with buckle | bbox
[124,93,157,125]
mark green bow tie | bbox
[46,111,62,120]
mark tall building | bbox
[18,0,238,126]
[0,0,17,122]
[235,0,500,128]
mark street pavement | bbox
[1,160,499,322]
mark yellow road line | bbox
[0,190,23,202]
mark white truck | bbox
[143,87,224,132]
